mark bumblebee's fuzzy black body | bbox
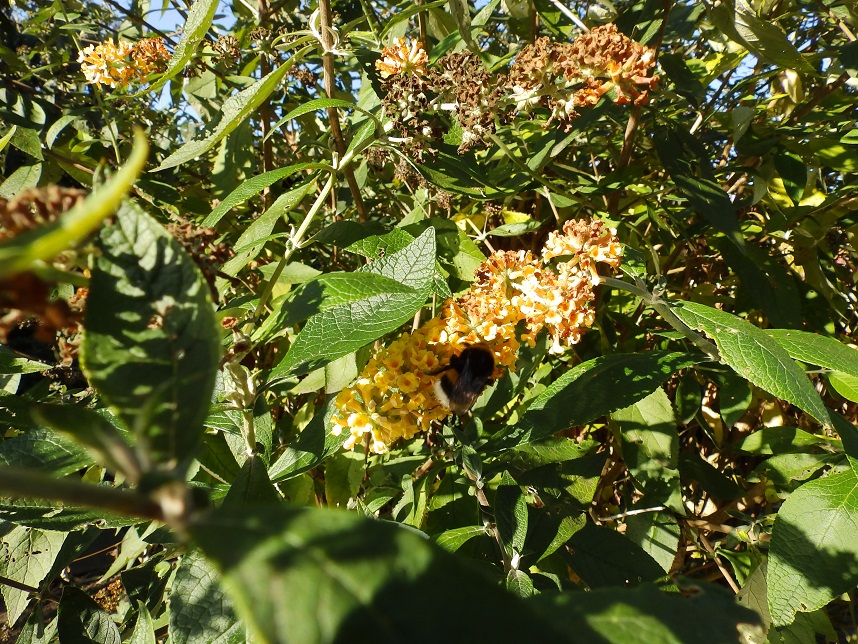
[430,346,495,414]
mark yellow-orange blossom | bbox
[331,219,622,454]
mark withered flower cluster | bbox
[376,25,658,156]
[330,218,622,454]
[0,188,90,360]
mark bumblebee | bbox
[429,346,495,414]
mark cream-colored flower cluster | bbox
[331,219,622,454]
[77,37,169,87]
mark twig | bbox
[317,0,368,221]
[698,532,740,593]
[545,0,588,32]
[0,467,165,522]
[598,505,667,522]
[602,276,720,360]
[0,576,39,594]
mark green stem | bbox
[250,171,337,323]
[0,466,165,522]
[603,276,720,360]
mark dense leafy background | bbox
[1,0,858,642]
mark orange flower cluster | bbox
[331,219,622,454]
[375,38,429,78]
[77,37,169,87]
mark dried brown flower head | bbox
[0,186,86,241]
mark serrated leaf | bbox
[506,569,535,598]
[190,505,565,643]
[0,129,148,278]
[57,586,121,644]
[0,526,66,626]
[128,602,156,644]
[130,0,220,97]
[154,58,302,171]
[82,200,220,468]
[510,352,701,446]
[0,425,91,476]
[270,227,435,378]
[201,164,323,227]
[673,303,830,425]
[253,272,416,344]
[768,469,858,626]
[169,549,244,644]
[765,329,858,379]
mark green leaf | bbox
[496,473,528,554]
[0,124,16,153]
[732,0,816,75]
[486,220,543,237]
[0,525,66,626]
[768,469,858,626]
[169,549,244,644]
[497,438,596,470]
[432,525,488,552]
[130,0,220,97]
[82,200,220,469]
[765,329,858,379]
[324,449,365,509]
[0,163,40,198]
[714,370,752,430]
[506,569,535,598]
[562,523,665,588]
[0,425,91,476]
[735,427,832,455]
[16,603,57,644]
[190,505,566,643]
[672,302,830,425]
[266,98,379,142]
[222,455,280,508]
[829,371,858,403]
[625,511,681,574]
[128,602,157,644]
[220,181,316,277]
[33,405,141,482]
[510,352,701,445]
[201,164,323,227]
[0,129,148,278]
[253,272,416,344]
[773,149,806,206]
[534,583,762,643]
[267,402,346,482]
[270,227,435,378]
[57,586,121,644]
[154,58,302,171]
[612,388,681,510]
[0,346,49,374]
[653,126,744,250]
